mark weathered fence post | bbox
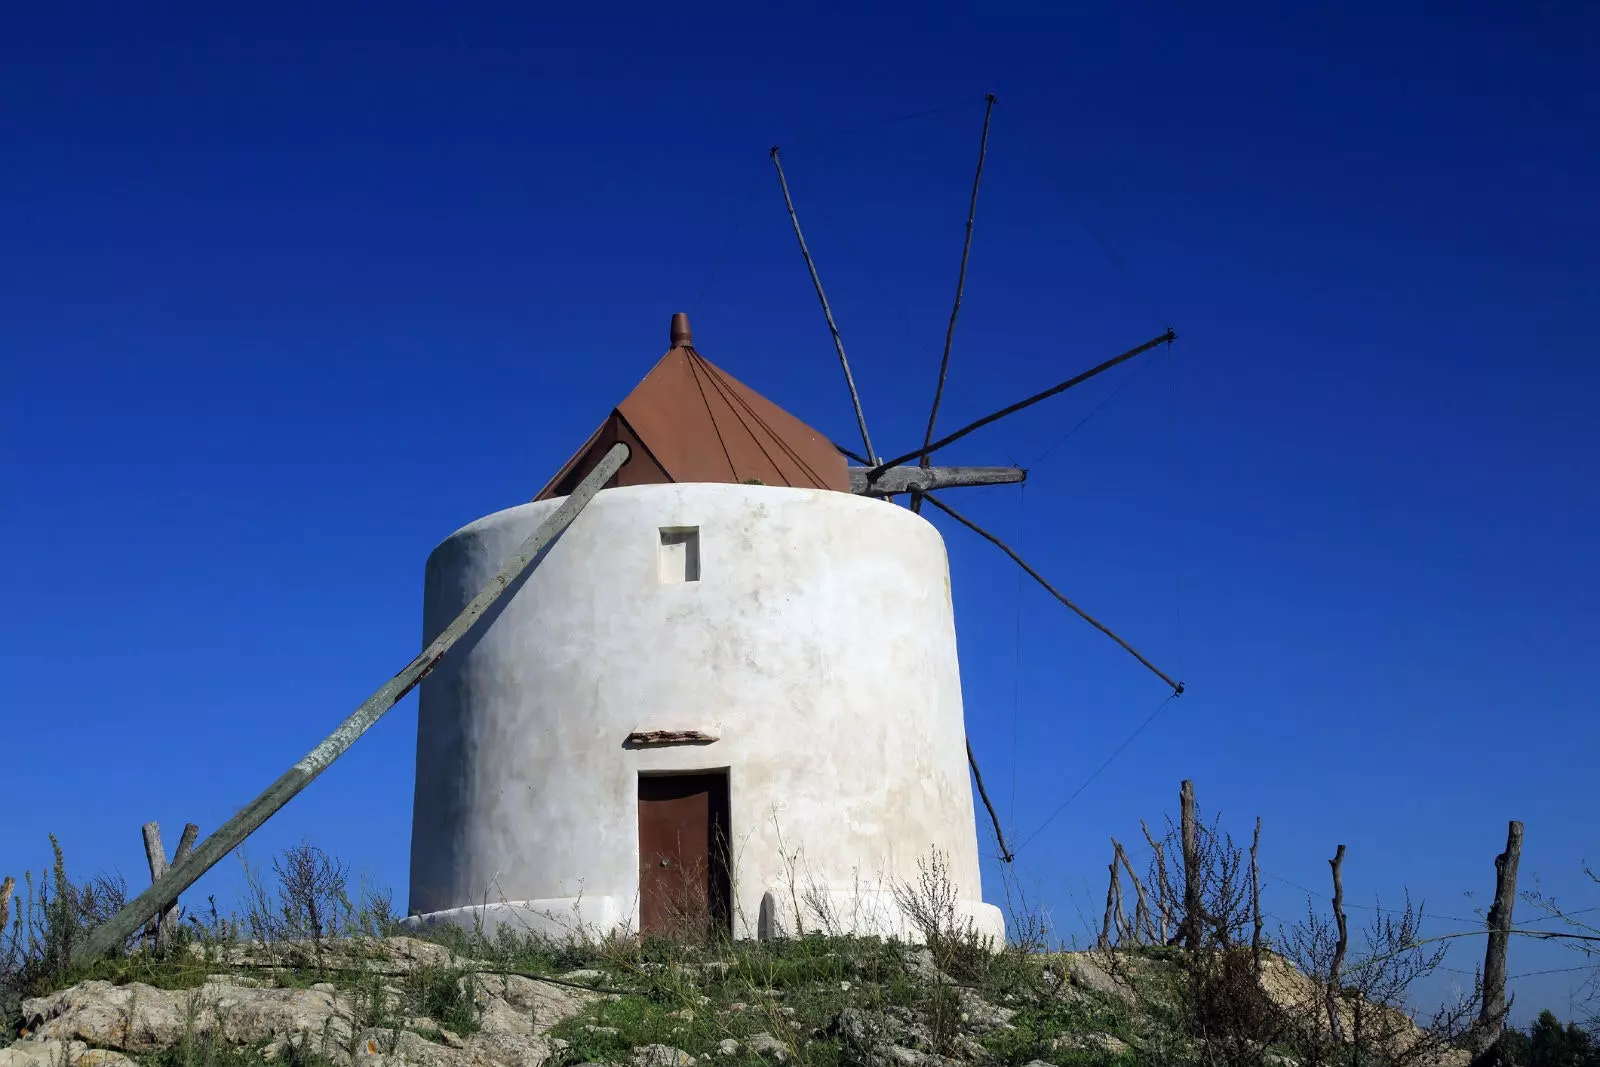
[1478,820,1524,1063]
[1250,815,1264,976]
[1327,844,1349,1042]
[1100,850,1120,950]
[141,821,201,951]
[0,875,13,939]
[74,440,630,964]
[1113,837,1154,945]
[1141,819,1173,944]
[163,822,198,945]
[1180,779,1202,949]
[140,822,167,949]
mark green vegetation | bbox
[2,835,1594,1067]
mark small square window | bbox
[659,527,700,583]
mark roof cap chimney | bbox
[670,312,693,349]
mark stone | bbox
[1050,1032,1129,1055]
[353,1027,471,1067]
[715,1039,741,1057]
[0,1041,140,1067]
[830,1007,898,1050]
[21,980,355,1055]
[882,1048,958,1067]
[462,973,591,1033]
[903,948,948,985]
[17,965,589,1067]
[1062,953,1138,1009]
[745,1032,791,1063]
[633,1045,696,1067]
[954,989,1014,1034]
[196,936,477,975]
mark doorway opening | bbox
[637,771,731,940]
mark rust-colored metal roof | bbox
[534,314,850,500]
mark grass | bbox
[10,831,1485,1067]
[2,858,1141,1067]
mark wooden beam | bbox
[851,465,1024,496]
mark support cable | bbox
[1011,690,1180,857]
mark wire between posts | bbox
[1011,690,1181,858]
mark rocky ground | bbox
[1,932,1470,1067]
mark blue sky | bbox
[4,5,1596,1021]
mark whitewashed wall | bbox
[408,483,1004,944]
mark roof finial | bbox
[670,312,693,349]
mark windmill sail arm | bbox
[923,491,1184,695]
[868,329,1177,477]
[850,465,1025,496]
[967,736,1015,863]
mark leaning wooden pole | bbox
[770,146,877,464]
[1479,820,1524,1053]
[75,441,631,963]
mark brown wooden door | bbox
[638,773,730,939]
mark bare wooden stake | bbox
[1113,837,1154,945]
[0,875,14,938]
[1250,815,1264,977]
[1100,851,1121,950]
[158,823,199,947]
[1141,818,1173,944]
[1180,780,1202,949]
[1328,844,1349,1042]
[140,822,168,948]
[1479,820,1524,1057]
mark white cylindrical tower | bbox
[408,481,1004,944]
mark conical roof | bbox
[534,314,850,500]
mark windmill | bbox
[76,97,1188,960]
[767,95,1183,862]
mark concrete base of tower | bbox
[405,890,1006,948]
[403,895,633,944]
[754,889,1007,947]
